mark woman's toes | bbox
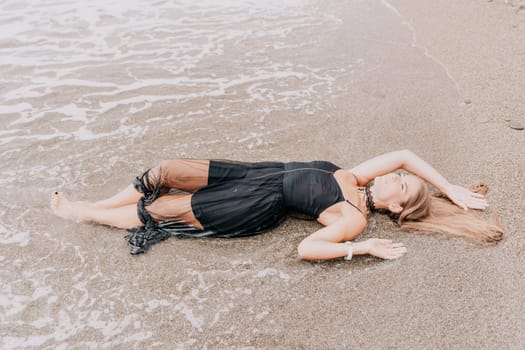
[51,192,73,219]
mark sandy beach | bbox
[1,0,524,349]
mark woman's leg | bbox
[144,192,204,230]
[154,159,210,192]
[93,184,143,209]
[52,193,141,228]
[93,159,211,209]
[51,192,204,230]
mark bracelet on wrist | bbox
[344,241,353,261]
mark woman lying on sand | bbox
[51,150,502,259]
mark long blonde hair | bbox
[397,181,503,246]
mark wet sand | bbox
[1,0,525,349]
[385,1,525,347]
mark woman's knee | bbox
[158,159,178,169]
[146,160,181,184]
[152,159,210,191]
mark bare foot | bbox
[51,192,86,222]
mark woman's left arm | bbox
[349,150,487,210]
[297,213,367,261]
[297,213,408,261]
[297,205,407,261]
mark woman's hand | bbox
[445,184,488,211]
[366,238,407,260]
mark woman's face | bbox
[372,172,421,211]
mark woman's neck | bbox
[367,184,392,211]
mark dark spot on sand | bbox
[509,121,524,130]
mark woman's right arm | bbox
[349,150,487,210]
[349,150,450,191]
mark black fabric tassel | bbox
[125,226,171,255]
[125,222,209,255]
[125,168,212,255]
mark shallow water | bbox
[0,0,462,348]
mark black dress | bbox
[126,160,345,254]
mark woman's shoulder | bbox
[318,196,368,229]
[340,202,368,229]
